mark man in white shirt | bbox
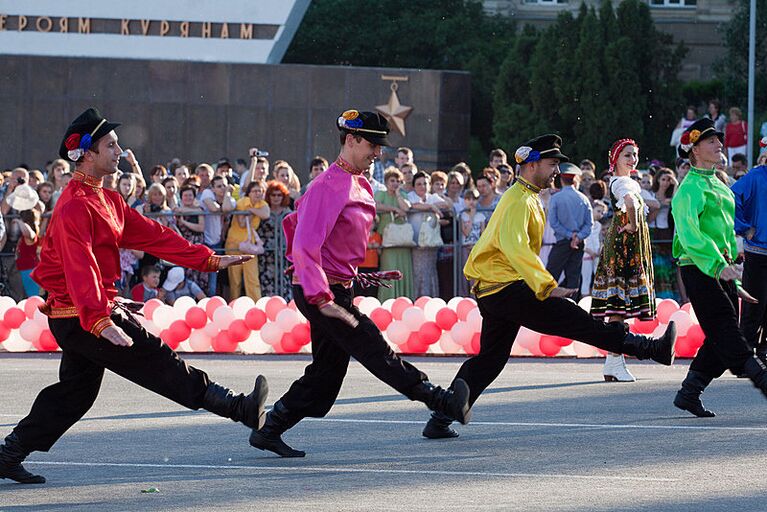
[199,176,235,295]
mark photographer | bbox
[1,168,31,299]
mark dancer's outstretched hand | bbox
[217,255,255,269]
[550,287,578,299]
[737,286,759,304]
[319,301,359,328]
[101,325,134,347]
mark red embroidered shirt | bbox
[32,172,219,336]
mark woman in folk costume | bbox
[591,139,656,382]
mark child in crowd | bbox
[354,219,383,297]
[162,266,205,305]
[581,199,607,297]
[460,189,486,296]
[13,208,42,298]
[130,265,165,302]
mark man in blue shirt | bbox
[732,164,767,357]
[545,163,593,294]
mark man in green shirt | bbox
[672,118,761,417]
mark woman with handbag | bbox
[408,171,449,298]
[375,168,414,301]
[225,180,269,300]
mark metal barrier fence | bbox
[0,206,677,300]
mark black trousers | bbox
[279,284,427,419]
[12,310,210,453]
[451,281,627,407]
[546,239,584,290]
[741,252,767,350]
[682,265,753,378]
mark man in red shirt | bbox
[0,109,268,484]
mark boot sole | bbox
[603,375,636,382]
[673,396,716,418]
[422,424,459,439]
[452,378,472,425]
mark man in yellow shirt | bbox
[423,134,678,439]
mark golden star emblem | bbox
[376,89,413,137]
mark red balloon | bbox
[35,329,59,351]
[169,319,192,342]
[279,333,302,353]
[185,307,208,329]
[23,296,45,319]
[465,332,481,355]
[391,298,412,321]
[245,308,267,330]
[229,319,251,343]
[3,308,26,329]
[291,323,312,346]
[539,335,562,357]
[370,308,393,331]
[418,321,442,345]
[435,308,458,331]
[205,296,227,320]
[686,324,705,347]
[674,335,698,358]
[631,317,659,334]
[160,329,181,350]
[265,297,287,321]
[212,330,238,352]
[456,299,476,321]
[402,332,429,354]
[143,298,164,321]
[657,299,680,324]
[0,321,9,343]
[414,296,430,309]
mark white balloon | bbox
[437,332,462,354]
[357,297,381,316]
[0,296,17,315]
[424,298,447,321]
[447,297,464,309]
[255,296,271,310]
[33,308,49,327]
[276,309,299,331]
[212,306,236,330]
[669,310,693,336]
[381,298,397,311]
[577,296,592,312]
[572,341,600,358]
[173,296,197,313]
[202,322,220,338]
[232,296,257,319]
[3,331,33,352]
[19,319,43,342]
[260,322,282,346]
[197,297,210,310]
[402,307,426,331]
[152,305,175,330]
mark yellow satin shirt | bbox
[464,178,558,300]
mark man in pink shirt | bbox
[249,110,471,457]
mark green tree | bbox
[283,0,516,150]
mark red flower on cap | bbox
[680,131,691,146]
[65,133,82,151]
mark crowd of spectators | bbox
[2,103,767,306]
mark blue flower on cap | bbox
[79,134,93,151]
[527,150,541,163]
[346,118,364,129]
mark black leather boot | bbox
[673,370,716,417]
[0,433,45,484]
[621,321,676,365]
[743,356,767,398]
[422,411,459,439]
[202,375,268,429]
[249,401,305,458]
[410,378,471,425]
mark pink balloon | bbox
[466,333,481,355]
[185,307,208,329]
[402,307,426,331]
[205,296,227,320]
[466,308,482,332]
[390,297,413,321]
[353,296,364,307]
[212,306,236,330]
[260,322,283,346]
[276,309,300,331]
[450,321,473,347]
[386,321,410,345]
[265,297,287,321]
[456,299,476,321]
[34,330,58,351]
[142,298,164,321]
[4,308,26,329]
[656,299,680,324]
[23,296,44,319]
[245,308,267,330]
[514,327,540,351]
[18,319,42,342]
[414,296,431,309]
[188,329,212,352]
[287,300,298,311]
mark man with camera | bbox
[1,168,32,300]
